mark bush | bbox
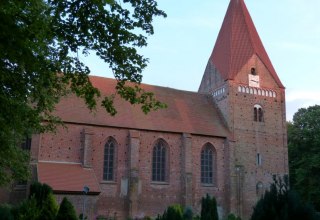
[193,215,200,220]
[200,195,219,220]
[13,196,41,220]
[250,176,319,220]
[41,193,59,220]
[80,213,89,219]
[183,206,193,220]
[29,182,58,220]
[165,204,183,220]
[55,197,78,220]
[30,182,53,206]
[0,204,14,220]
[156,204,183,220]
[226,213,241,220]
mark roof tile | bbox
[38,162,101,194]
[210,0,284,88]
[54,76,230,138]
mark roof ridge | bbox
[89,75,205,95]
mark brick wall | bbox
[198,54,288,219]
[37,124,228,219]
[216,56,287,219]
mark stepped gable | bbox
[210,0,284,88]
[54,76,230,137]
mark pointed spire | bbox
[210,0,284,88]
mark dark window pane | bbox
[201,144,215,184]
[258,108,264,122]
[152,140,167,182]
[103,139,115,181]
[254,107,258,121]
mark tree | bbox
[200,194,219,220]
[250,176,319,220]
[10,182,70,220]
[13,197,41,220]
[288,105,320,211]
[0,204,14,220]
[0,0,166,185]
[55,197,78,220]
[183,206,194,220]
[156,204,183,220]
[226,213,241,220]
[28,182,59,220]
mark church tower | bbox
[199,0,288,218]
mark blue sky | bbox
[84,0,320,121]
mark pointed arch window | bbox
[201,143,216,185]
[152,139,168,182]
[103,138,116,181]
[254,104,264,122]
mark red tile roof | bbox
[54,76,230,138]
[38,162,101,194]
[210,0,284,88]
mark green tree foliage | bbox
[0,204,14,220]
[41,194,59,220]
[226,213,241,220]
[8,182,79,220]
[0,0,166,186]
[250,176,319,220]
[200,194,219,220]
[183,206,194,220]
[55,197,78,220]
[13,197,41,220]
[288,105,320,211]
[26,182,58,220]
[30,182,54,206]
[156,204,184,220]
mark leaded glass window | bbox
[103,139,115,181]
[201,144,215,185]
[152,140,167,182]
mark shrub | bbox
[55,197,78,220]
[13,196,41,220]
[40,193,59,220]
[165,204,183,220]
[226,213,241,220]
[250,176,319,220]
[193,215,200,220]
[156,204,183,220]
[183,206,193,220]
[200,194,218,220]
[30,182,53,206]
[0,204,14,220]
[29,182,58,220]
[80,213,89,219]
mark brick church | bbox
[3,0,289,219]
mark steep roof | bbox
[38,162,101,194]
[54,76,229,137]
[210,0,284,88]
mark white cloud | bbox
[286,90,320,103]
[286,89,320,121]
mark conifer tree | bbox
[200,194,219,220]
[55,197,78,220]
[29,182,58,220]
[250,176,319,220]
